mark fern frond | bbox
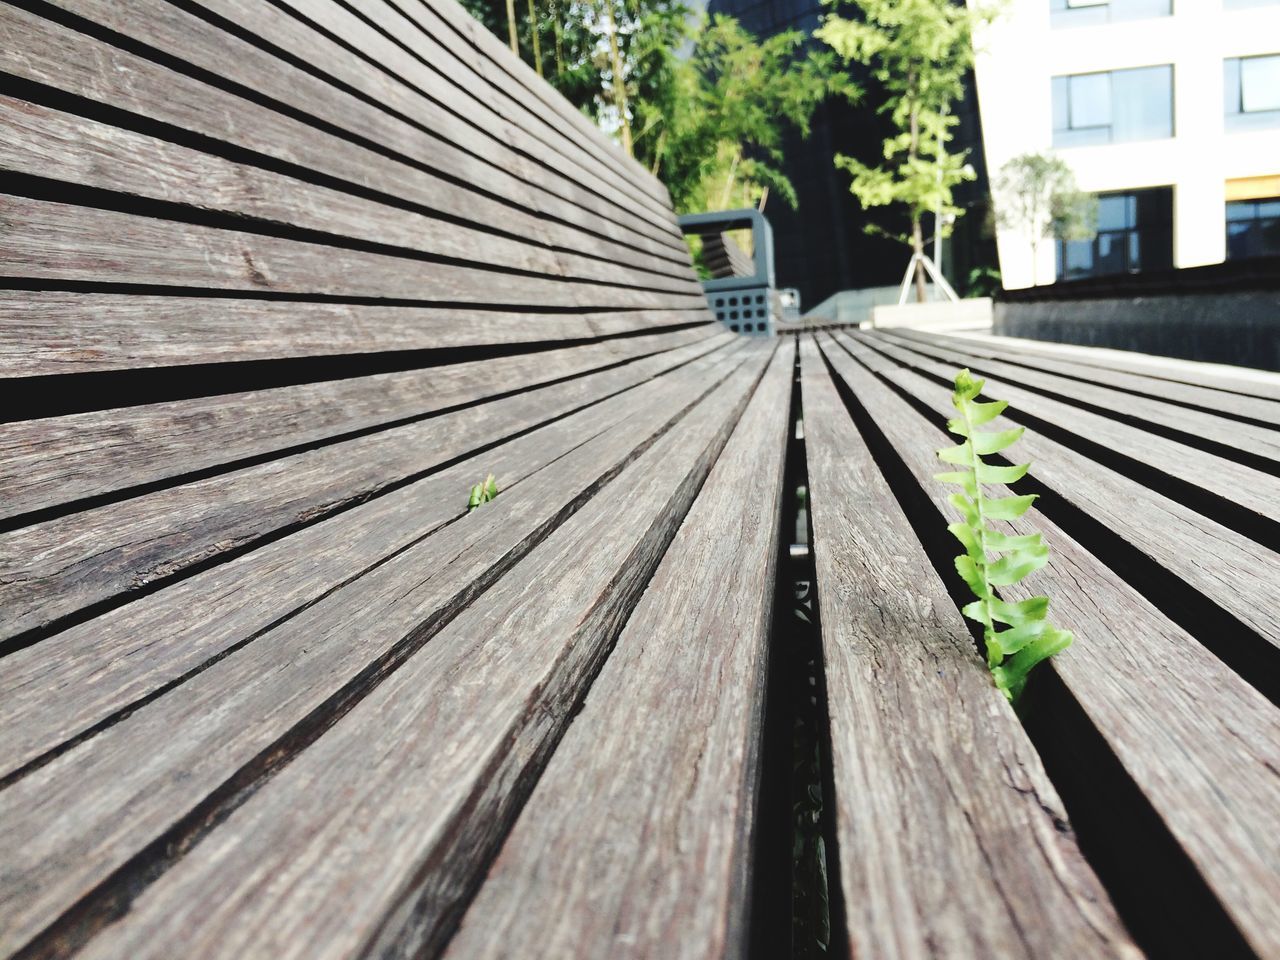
[467,473,500,512]
[934,369,1072,701]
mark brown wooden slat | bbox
[0,337,745,782]
[798,337,1137,958]
[833,331,1280,659]
[0,292,708,377]
[1,196,706,309]
[0,332,730,641]
[892,329,1280,425]
[400,0,674,212]
[442,340,793,959]
[0,96,697,293]
[857,332,1280,518]
[0,5,685,275]
[41,0,688,258]
[0,345,773,960]
[818,333,1280,957]
[874,331,1280,465]
[948,331,1280,402]
[1,326,716,521]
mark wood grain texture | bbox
[858,333,1280,518]
[41,0,687,259]
[0,339,747,782]
[0,327,715,520]
[0,333,730,642]
[0,292,710,377]
[443,340,794,960]
[1,346,774,960]
[0,4,684,274]
[891,329,1280,426]
[839,332,1280,657]
[798,337,1137,959]
[944,331,1280,402]
[820,333,1280,957]
[877,331,1280,466]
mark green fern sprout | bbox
[935,369,1072,701]
[467,473,499,512]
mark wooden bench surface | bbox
[802,330,1280,958]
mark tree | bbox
[817,0,989,302]
[993,152,1097,286]
[633,15,856,214]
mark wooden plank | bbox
[892,329,1280,426]
[818,333,1280,957]
[442,341,794,960]
[0,5,685,275]
[1,327,715,521]
[855,332,1280,520]
[0,95,697,294]
[874,331,1280,466]
[946,331,1280,402]
[0,196,705,310]
[245,0,681,236]
[0,292,708,377]
[0,332,731,641]
[397,0,674,212]
[0,345,774,960]
[798,337,1136,958]
[40,0,688,259]
[834,331,1280,658]
[0,337,747,783]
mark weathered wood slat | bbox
[399,0,674,212]
[891,329,1280,425]
[818,333,1280,957]
[0,345,774,960]
[0,96,696,294]
[0,337,746,784]
[1,327,715,520]
[0,5,685,275]
[874,331,1280,466]
[798,337,1136,958]
[0,292,706,377]
[0,196,705,310]
[945,331,1280,402]
[833,332,1280,659]
[855,332,1280,519]
[0,332,732,642]
[442,340,793,960]
[39,0,687,258]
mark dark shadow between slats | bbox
[813,338,1261,960]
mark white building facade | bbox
[969,0,1280,289]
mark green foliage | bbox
[993,152,1097,284]
[467,473,500,512]
[817,0,990,247]
[634,15,856,213]
[934,370,1072,701]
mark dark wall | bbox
[706,0,998,310]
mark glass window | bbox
[1241,55,1280,113]
[1052,66,1172,146]
[1225,0,1280,8]
[1057,187,1173,280]
[1050,0,1170,27]
[1225,198,1280,260]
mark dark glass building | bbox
[705,0,996,311]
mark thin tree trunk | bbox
[651,128,666,176]
[605,1,632,154]
[505,0,519,56]
[551,0,564,75]
[911,216,928,303]
[720,146,741,208]
[1030,238,1039,286]
[527,0,543,76]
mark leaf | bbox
[982,494,1038,521]
[974,461,1029,485]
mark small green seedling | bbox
[935,369,1072,701]
[467,473,499,512]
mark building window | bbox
[1050,0,1171,27]
[1225,0,1280,8]
[1225,55,1280,130]
[1226,198,1280,260]
[1056,187,1174,280]
[1052,66,1173,146]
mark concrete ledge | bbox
[870,298,994,331]
[994,291,1280,372]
